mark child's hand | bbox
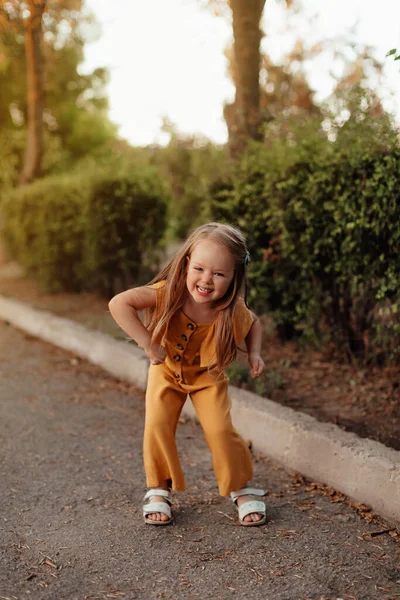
[145,343,167,365]
[248,352,266,378]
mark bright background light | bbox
[83,0,400,146]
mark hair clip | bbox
[244,250,251,267]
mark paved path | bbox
[1,320,400,600]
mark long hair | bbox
[145,222,250,371]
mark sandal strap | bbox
[143,488,171,505]
[230,488,265,502]
[237,500,266,522]
[143,502,172,519]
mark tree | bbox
[223,38,321,145]
[228,0,266,156]
[19,0,46,184]
[207,1,311,156]
[209,1,390,156]
[0,0,114,186]
[206,0,266,156]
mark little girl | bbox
[108,222,266,526]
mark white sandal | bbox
[143,489,173,525]
[230,487,266,527]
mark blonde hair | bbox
[145,222,250,371]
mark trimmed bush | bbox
[270,148,400,360]
[1,166,168,295]
[207,109,400,364]
[84,171,169,295]
[1,173,90,291]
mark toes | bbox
[147,512,169,522]
[243,515,252,522]
[147,512,162,521]
[243,512,263,522]
[146,495,170,522]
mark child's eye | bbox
[194,266,203,271]
[215,272,224,277]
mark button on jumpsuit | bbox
[143,282,255,497]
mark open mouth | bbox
[196,285,213,296]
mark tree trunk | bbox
[226,0,266,157]
[19,0,46,185]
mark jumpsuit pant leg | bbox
[190,376,253,496]
[143,364,188,491]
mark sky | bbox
[82,0,400,147]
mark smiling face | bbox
[186,238,236,307]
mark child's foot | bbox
[143,488,172,525]
[146,495,170,522]
[230,488,266,526]
[236,495,264,523]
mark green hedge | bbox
[1,166,168,295]
[208,112,400,364]
[271,149,400,359]
[150,137,229,239]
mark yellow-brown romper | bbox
[143,282,254,497]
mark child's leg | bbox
[190,378,252,497]
[144,365,188,493]
[190,380,264,523]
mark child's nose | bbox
[202,272,213,284]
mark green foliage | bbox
[386,48,400,62]
[1,173,90,291]
[208,117,328,326]
[0,1,116,177]
[270,148,400,352]
[1,166,169,295]
[84,169,169,295]
[150,128,230,239]
[0,129,25,190]
[208,90,400,364]
[59,107,117,159]
[226,363,286,397]
[225,363,249,386]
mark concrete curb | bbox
[1,294,399,524]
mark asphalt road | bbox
[1,320,400,600]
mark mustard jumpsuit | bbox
[143,282,254,497]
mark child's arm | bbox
[244,313,266,378]
[108,287,166,365]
